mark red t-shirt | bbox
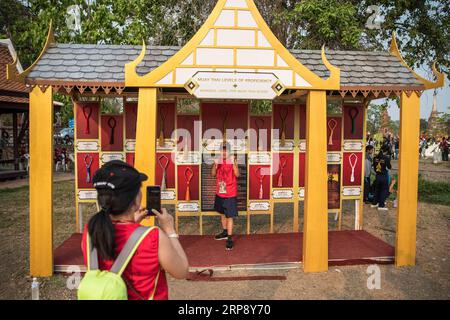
[215,158,237,198]
[81,222,169,300]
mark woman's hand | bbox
[134,207,148,224]
[152,208,176,234]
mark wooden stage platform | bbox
[54,230,394,273]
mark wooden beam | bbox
[396,91,420,266]
[29,86,54,277]
[12,112,18,170]
[303,90,328,272]
[135,88,158,227]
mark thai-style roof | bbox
[0,40,29,106]
[6,0,444,97]
[25,43,424,89]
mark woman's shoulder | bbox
[135,226,161,252]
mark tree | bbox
[2,0,449,125]
[360,0,450,76]
[288,0,363,50]
[366,102,388,135]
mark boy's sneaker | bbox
[214,230,228,240]
[378,207,388,211]
[226,237,234,251]
[370,204,378,208]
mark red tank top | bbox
[81,222,169,300]
[215,158,237,198]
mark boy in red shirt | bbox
[211,143,240,250]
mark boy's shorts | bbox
[214,195,238,218]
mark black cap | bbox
[93,160,147,192]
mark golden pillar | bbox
[135,88,158,226]
[29,86,54,276]
[303,90,328,272]
[396,92,420,266]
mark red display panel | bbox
[272,153,293,188]
[343,105,364,140]
[177,165,199,201]
[76,102,100,140]
[157,103,176,142]
[125,103,137,140]
[249,116,272,151]
[155,153,176,189]
[126,153,135,167]
[299,105,307,140]
[298,152,306,187]
[201,102,248,138]
[177,115,201,152]
[273,104,295,140]
[342,152,363,186]
[327,116,342,151]
[101,115,124,151]
[77,153,100,189]
[249,165,271,200]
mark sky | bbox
[384,66,449,121]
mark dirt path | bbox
[0,172,74,190]
[0,162,448,300]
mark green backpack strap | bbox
[110,226,156,276]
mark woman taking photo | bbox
[81,160,189,300]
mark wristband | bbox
[167,233,179,239]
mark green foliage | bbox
[289,0,363,50]
[177,99,200,114]
[418,178,450,206]
[435,108,450,136]
[366,102,387,135]
[250,100,272,115]
[55,94,73,126]
[360,0,450,76]
[420,118,429,134]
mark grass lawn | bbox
[1,162,449,299]
[418,179,450,206]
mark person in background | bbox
[394,135,400,160]
[371,145,392,211]
[211,143,240,250]
[389,174,398,208]
[420,136,428,159]
[82,160,189,300]
[364,145,374,204]
[440,136,449,161]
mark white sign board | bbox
[101,153,124,164]
[273,189,294,200]
[343,141,363,151]
[177,202,200,212]
[249,152,271,165]
[342,187,361,197]
[125,139,136,152]
[185,71,285,100]
[76,141,99,152]
[78,190,97,201]
[249,201,270,211]
[161,190,176,201]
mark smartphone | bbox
[146,186,161,216]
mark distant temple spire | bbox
[432,92,438,113]
[427,91,444,136]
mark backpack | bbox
[78,226,160,300]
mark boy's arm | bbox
[233,157,240,177]
[211,162,217,177]
[233,162,240,178]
